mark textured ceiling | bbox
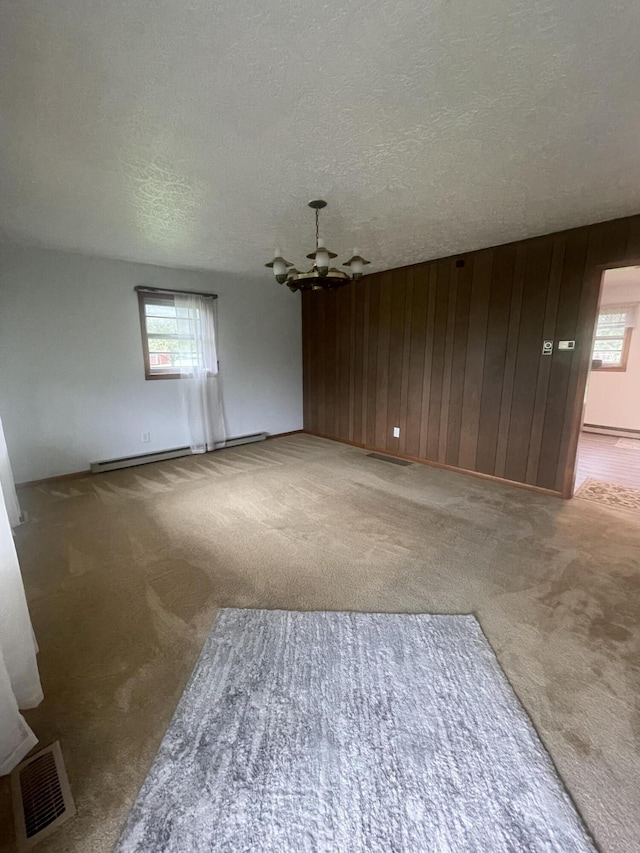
[1,0,640,276]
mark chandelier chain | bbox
[315,208,319,247]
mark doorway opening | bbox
[574,265,640,507]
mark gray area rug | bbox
[116,610,595,852]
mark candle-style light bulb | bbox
[343,246,370,280]
[315,238,330,277]
[265,248,293,284]
[350,248,364,277]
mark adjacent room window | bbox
[591,303,637,372]
[137,292,199,380]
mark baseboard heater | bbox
[582,423,640,440]
[90,432,267,474]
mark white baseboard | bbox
[583,423,640,440]
[90,432,268,473]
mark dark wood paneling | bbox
[386,270,407,454]
[418,264,437,459]
[336,285,351,441]
[302,214,640,494]
[458,250,492,471]
[444,261,472,467]
[352,280,366,444]
[504,237,554,484]
[404,268,428,458]
[475,244,516,474]
[536,229,589,490]
[364,277,380,448]
[302,294,312,430]
[348,286,357,441]
[374,273,393,449]
[525,235,566,485]
[398,270,414,455]
[439,263,459,464]
[493,244,526,479]
[626,216,640,259]
[326,293,339,438]
[426,261,450,461]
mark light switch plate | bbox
[393,427,400,438]
[542,340,553,355]
[558,340,575,350]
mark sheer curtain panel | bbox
[0,418,42,775]
[175,294,226,453]
[0,417,21,527]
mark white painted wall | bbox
[0,247,302,482]
[584,267,640,431]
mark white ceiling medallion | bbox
[266,200,370,293]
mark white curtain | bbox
[0,418,21,527]
[175,294,226,454]
[0,418,43,775]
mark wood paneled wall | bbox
[302,215,640,495]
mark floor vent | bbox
[367,452,412,467]
[11,742,76,850]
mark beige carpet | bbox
[0,434,638,852]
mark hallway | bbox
[575,431,640,490]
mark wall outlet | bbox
[141,432,151,443]
[393,426,400,438]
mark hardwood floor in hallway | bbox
[575,431,640,490]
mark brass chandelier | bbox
[266,200,370,292]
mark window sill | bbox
[145,372,181,380]
[591,366,627,373]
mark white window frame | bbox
[591,303,637,372]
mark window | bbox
[137,292,199,380]
[591,303,637,372]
